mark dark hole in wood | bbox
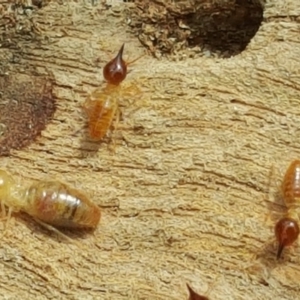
[128,0,264,58]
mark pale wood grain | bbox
[0,0,299,299]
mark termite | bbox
[83,43,143,141]
[187,283,209,300]
[275,160,300,259]
[0,169,101,237]
[186,276,221,300]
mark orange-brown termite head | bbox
[186,284,209,300]
[0,169,23,213]
[275,217,299,259]
[103,43,127,86]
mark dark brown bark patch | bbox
[0,73,56,155]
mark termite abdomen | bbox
[84,88,118,141]
[24,181,101,229]
[281,160,300,205]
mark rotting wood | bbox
[126,0,265,58]
[0,0,299,299]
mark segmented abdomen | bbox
[84,87,118,141]
[24,181,101,228]
[282,160,300,207]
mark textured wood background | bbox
[0,0,300,299]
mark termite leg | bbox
[1,202,6,218]
[33,218,75,244]
[120,83,143,108]
[263,165,279,225]
[108,106,121,154]
[5,206,12,229]
[0,206,14,237]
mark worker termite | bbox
[83,43,143,142]
[0,169,101,238]
[275,160,300,259]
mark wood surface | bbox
[0,0,300,299]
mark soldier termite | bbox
[275,160,300,259]
[187,283,209,300]
[0,169,101,238]
[83,43,144,142]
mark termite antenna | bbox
[126,52,146,67]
